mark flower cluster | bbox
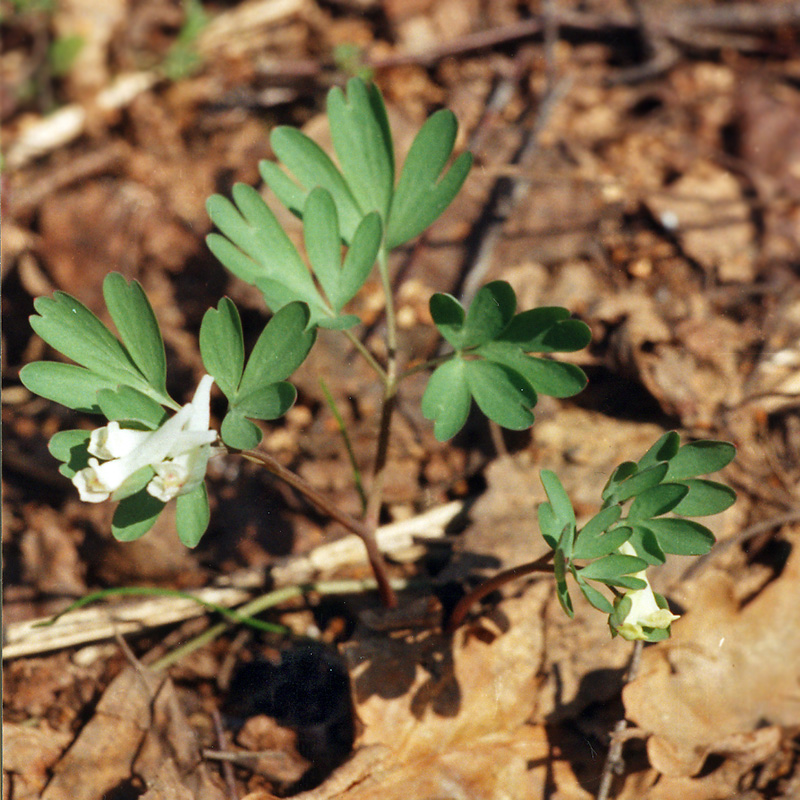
[73,375,219,504]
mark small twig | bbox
[446,552,554,632]
[242,448,397,608]
[596,640,644,800]
[212,709,240,800]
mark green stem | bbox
[364,246,399,529]
[342,327,388,383]
[34,586,285,633]
[150,577,415,671]
[319,377,367,513]
[242,448,397,608]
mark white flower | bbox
[611,541,680,641]
[73,375,219,504]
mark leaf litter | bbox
[4,0,800,798]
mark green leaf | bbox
[603,574,647,590]
[578,504,622,542]
[303,189,381,313]
[233,383,297,420]
[628,483,689,520]
[200,297,245,400]
[21,361,119,413]
[102,273,169,396]
[671,479,736,516]
[206,185,327,319]
[538,502,560,549]
[176,483,210,547]
[237,302,315,398]
[111,465,155,502]
[327,78,395,220]
[554,548,574,617]
[29,292,152,395]
[626,524,667,565]
[461,281,517,348]
[573,525,632,560]
[610,462,669,503]
[576,578,614,614]
[540,469,576,530]
[111,488,165,541]
[579,553,647,581]
[263,128,363,242]
[338,211,381,308]
[476,343,587,398]
[665,440,736,480]
[221,410,262,450]
[429,293,466,349]
[637,431,681,470]
[386,109,473,249]
[464,360,536,431]
[638,518,716,555]
[602,461,637,501]
[95,386,167,429]
[498,307,591,353]
[421,357,471,441]
[304,186,342,310]
[49,429,92,478]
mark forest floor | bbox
[3,1,800,798]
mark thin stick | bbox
[446,552,554,632]
[242,448,397,608]
[212,708,240,800]
[596,640,644,800]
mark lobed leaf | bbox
[48,429,92,478]
[578,553,647,581]
[476,343,587,398]
[498,307,591,353]
[21,362,120,414]
[576,577,614,614]
[327,78,394,221]
[233,383,297,421]
[464,360,536,431]
[200,298,245,401]
[665,440,737,480]
[573,524,632,560]
[29,292,152,395]
[461,281,517,348]
[176,483,210,548]
[429,293,466,348]
[111,488,165,541]
[671,479,736,516]
[387,109,473,249]
[609,462,669,503]
[102,273,169,397]
[540,469,576,531]
[420,357,471,442]
[625,524,667,565]
[237,302,315,399]
[220,410,262,450]
[637,430,681,470]
[628,483,689,520]
[95,386,167,429]
[265,126,363,242]
[637,517,715,556]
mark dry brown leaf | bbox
[623,542,800,778]
[646,161,756,281]
[3,722,73,800]
[40,667,224,800]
